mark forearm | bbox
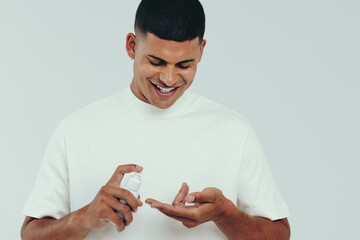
[21,207,90,240]
[214,200,290,240]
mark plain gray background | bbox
[1,0,359,239]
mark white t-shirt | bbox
[24,87,289,239]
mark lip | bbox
[151,82,178,98]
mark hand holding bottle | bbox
[76,164,143,233]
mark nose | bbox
[159,65,178,87]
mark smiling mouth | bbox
[151,82,178,93]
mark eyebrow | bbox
[147,55,195,64]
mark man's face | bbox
[127,32,206,109]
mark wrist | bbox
[214,198,241,225]
[70,206,91,232]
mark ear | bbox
[197,39,207,63]
[126,33,136,59]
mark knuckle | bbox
[203,188,218,201]
[99,197,106,205]
[116,165,123,172]
[119,189,131,201]
[99,204,108,215]
[100,185,109,194]
[213,188,222,196]
[98,193,109,203]
[123,189,132,198]
[121,189,136,202]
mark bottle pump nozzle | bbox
[124,172,142,192]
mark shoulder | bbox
[61,92,122,128]
[186,91,251,132]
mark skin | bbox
[21,164,143,240]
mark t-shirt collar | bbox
[121,86,191,117]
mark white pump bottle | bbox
[116,172,142,219]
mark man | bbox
[21,0,291,239]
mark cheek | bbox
[137,64,159,79]
[181,67,197,82]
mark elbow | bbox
[280,218,291,240]
[20,217,35,240]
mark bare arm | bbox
[146,183,290,240]
[21,209,89,240]
[214,198,290,240]
[21,164,143,240]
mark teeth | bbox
[156,85,175,93]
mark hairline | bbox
[134,28,203,46]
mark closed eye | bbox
[147,55,193,69]
[149,59,165,66]
[176,64,191,69]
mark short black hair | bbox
[134,0,205,42]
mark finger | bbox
[145,198,161,206]
[145,198,172,208]
[146,198,211,223]
[172,182,189,206]
[185,188,217,204]
[117,188,140,213]
[106,164,143,187]
[107,209,126,232]
[104,186,140,212]
[147,200,197,219]
[137,193,143,206]
[108,197,134,226]
[146,198,177,211]
[137,198,143,207]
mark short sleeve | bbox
[237,125,289,221]
[23,121,70,219]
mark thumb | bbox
[185,188,216,204]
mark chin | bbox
[154,97,178,109]
[155,102,174,109]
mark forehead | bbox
[136,33,201,62]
